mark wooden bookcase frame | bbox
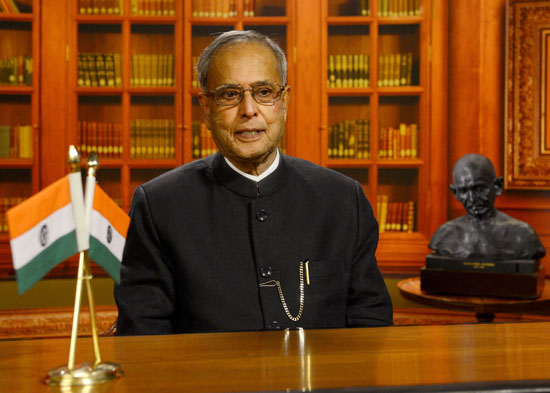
[0,0,446,278]
[320,0,447,273]
[0,0,40,277]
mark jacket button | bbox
[260,266,273,278]
[268,320,281,330]
[256,209,269,222]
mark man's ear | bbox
[493,176,504,196]
[449,184,458,198]
[198,92,211,130]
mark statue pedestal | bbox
[420,265,545,299]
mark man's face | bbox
[451,164,497,220]
[199,43,289,171]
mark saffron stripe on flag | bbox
[88,185,129,283]
[7,177,71,239]
[93,186,129,237]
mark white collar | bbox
[224,150,280,182]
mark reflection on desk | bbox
[1,322,550,392]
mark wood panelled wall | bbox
[448,0,550,271]
[37,1,549,272]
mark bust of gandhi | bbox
[428,154,546,260]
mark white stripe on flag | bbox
[10,204,76,270]
[90,209,125,261]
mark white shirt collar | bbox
[224,150,280,182]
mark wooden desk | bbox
[1,322,550,392]
[398,277,550,322]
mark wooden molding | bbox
[0,305,117,339]
[505,0,550,189]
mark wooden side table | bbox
[397,277,550,322]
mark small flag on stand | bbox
[7,147,126,386]
[88,185,129,283]
[7,173,86,294]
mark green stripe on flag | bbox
[15,231,79,294]
[89,236,121,283]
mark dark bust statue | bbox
[428,154,546,260]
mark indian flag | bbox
[7,173,87,294]
[88,184,129,283]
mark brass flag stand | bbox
[45,147,122,386]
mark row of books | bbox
[0,56,32,86]
[0,125,33,159]
[191,56,199,88]
[192,0,255,18]
[328,54,370,88]
[131,54,174,87]
[78,121,123,158]
[328,120,370,160]
[0,197,25,233]
[334,0,369,16]
[379,123,418,160]
[131,0,175,16]
[377,195,415,233]
[378,0,421,17]
[0,0,30,13]
[192,121,218,158]
[78,53,122,88]
[378,53,413,87]
[78,0,121,15]
[130,119,175,159]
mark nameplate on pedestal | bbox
[425,253,539,274]
[420,265,546,299]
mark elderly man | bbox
[429,153,545,260]
[115,30,392,335]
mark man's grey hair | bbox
[196,30,287,91]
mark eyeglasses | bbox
[204,82,286,106]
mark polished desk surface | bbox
[2,322,550,392]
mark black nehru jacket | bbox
[115,152,393,334]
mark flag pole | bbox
[67,145,85,372]
[45,147,122,387]
[83,152,102,367]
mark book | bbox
[379,194,388,233]
[406,52,413,85]
[360,0,368,16]
[168,119,174,158]
[335,55,341,88]
[105,53,115,87]
[410,123,418,158]
[401,202,409,232]
[328,55,335,88]
[113,53,122,87]
[407,200,414,232]
[95,53,106,87]
[167,54,174,86]
[151,54,158,86]
[19,125,32,158]
[0,125,10,157]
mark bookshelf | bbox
[184,0,294,162]
[69,0,184,213]
[0,0,446,276]
[0,0,39,274]
[67,0,293,214]
[321,0,447,272]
